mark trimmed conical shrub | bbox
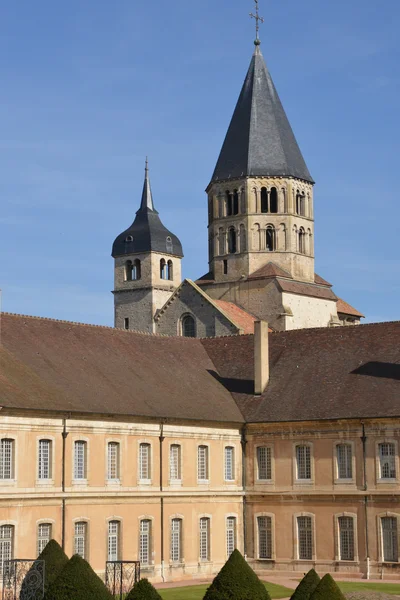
[125,578,162,600]
[203,549,271,600]
[310,574,346,600]
[290,569,320,600]
[44,554,112,600]
[20,539,69,598]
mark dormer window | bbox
[125,235,133,243]
[166,236,173,253]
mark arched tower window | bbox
[160,258,168,279]
[226,191,233,216]
[296,191,306,216]
[239,224,246,253]
[228,227,237,254]
[261,187,268,213]
[181,314,196,338]
[299,228,306,254]
[270,187,278,213]
[218,228,225,256]
[132,259,141,280]
[125,260,133,281]
[266,226,276,252]
[167,260,173,281]
[233,190,239,215]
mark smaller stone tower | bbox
[112,160,183,333]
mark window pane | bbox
[198,446,209,481]
[37,523,52,556]
[74,522,87,559]
[139,444,150,480]
[225,447,234,481]
[258,516,272,559]
[74,441,87,480]
[296,446,311,480]
[139,520,151,565]
[0,440,13,480]
[171,519,182,562]
[170,445,181,481]
[0,525,14,576]
[226,517,236,557]
[38,440,52,480]
[382,517,398,562]
[339,517,354,560]
[379,444,396,479]
[297,516,312,560]
[108,443,119,480]
[257,447,272,480]
[108,521,119,561]
[199,518,209,561]
[337,445,352,479]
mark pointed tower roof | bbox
[211,45,313,184]
[112,161,183,258]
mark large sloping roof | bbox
[0,313,243,423]
[202,322,400,423]
[211,45,313,184]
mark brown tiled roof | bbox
[0,313,244,423]
[247,262,293,280]
[213,301,258,334]
[202,321,400,423]
[278,279,337,300]
[337,298,364,318]
[314,273,332,287]
[195,272,215,285]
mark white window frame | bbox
[199,516,211,562]
[74,520,88,560]
[107,519,121,562]
[0,439,15,483]
[226,515,237,558]
[335,513,358,562]
[138,442,152,484]
[255,445,273,483]
[37,522,52,556]
[73,439,88,482]
[170,516,183,564]
[0,524,14,577]
[224,446,235,482]
[169,443,182,484]
[139,518,152,566]
[106,440,121,483]
[334,441,355,484]
[294,512,315,561]
[293,443,314,485]
[197,445,209,484]
[376,441,398,483]
[377,512,400,563]
[255,513,275,560]
[37,438,54,483]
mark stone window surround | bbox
[375,439,399,484]
[334,512,359,563]
[332,440,356,485]
[71,436,90,486]
[254,444,274,485]
[293,512,316,561]
[254,512,276,561]
[198,513,212,563]
[376,512,400,564]
[36,436,55,486]
[292,441,315,487]
[138,514,155,566]
[137,439,153,486]
[72,516,90,561]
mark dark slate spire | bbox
[211,45,313,184]
[112,160,183,258]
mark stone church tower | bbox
[112,161,183,333]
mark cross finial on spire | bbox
[250,0,264,46]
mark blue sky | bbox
[0,0,399,325]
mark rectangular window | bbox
[296,445,311,480]
[74,522,87,559]
[74,441,87,480]
[337,444,353,480]
[382,517,398,562]
[170,519,182,563]
[169,445,181,481]
[226,517,236,558]
[199,518,210,561]
[379,443,396,479]
[338,517,355,561]
[257,447,272,481]
[107,442,120,481]
[37,523,52,556]
[0,525,14,576]
[139,443,151,480]
[0,439,14,480]
[224,447,234,481]
[258,516,272,559]
[197,446,209,481]
[38,439,52,480]
[139,520,151,565]
[108,521,120,561]
[124,318,129,330]
[297,516,313,560]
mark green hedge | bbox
[310,574,346,600]
[44,554,112,600]
[20,539,69,598]
[125,578,162,600]
[203,549,271,600]
[290,569,320,600]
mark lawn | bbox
[158,581,294,600]
[337,581,400,596]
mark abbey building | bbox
[0,38,398,587]
[112,44,363,337]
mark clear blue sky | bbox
[1,0,399,325]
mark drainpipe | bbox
[61,416,69,551]
[361,423,370,579]
[159,423,165,582]
[241,426,247,559]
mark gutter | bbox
[241,425,247,558]
[361,423,370,579]
[61,415,70,551]
[159,422,165,582]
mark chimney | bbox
[254,321,269,395]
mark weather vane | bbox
[250,0,264,45]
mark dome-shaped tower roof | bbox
[112,160,183,258]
